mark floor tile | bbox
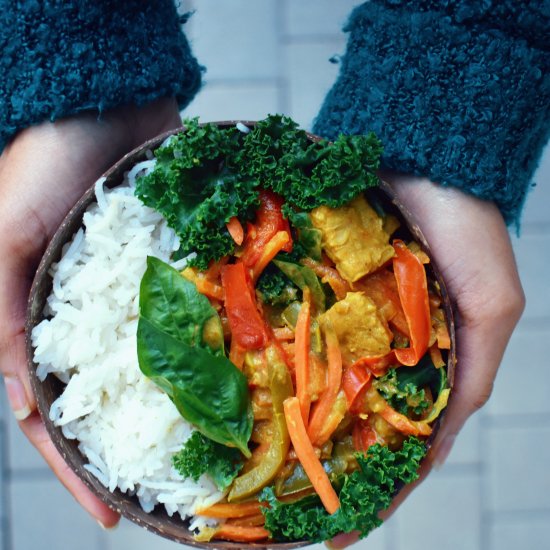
[487,325,550,416]
[486,425,550,512]
[394,470,481,550]
[10,474,103,550]
[183,81,280,122]
[285,39,347,130]
[489,514,550,550]
[511,233,550,320]
[283,0,361,37]
[186,0,281,81]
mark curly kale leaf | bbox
[172,431,243,491]
[238,115,383,211]
[256,264,299,307]
[135,119,259,269]
[135,115,383,268]
[261,438,426,542]
[374,356,446,416]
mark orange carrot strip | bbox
[379,405,433,437]
[252,231,290,281]
[194,278,224,301]
[213,524,270,542]
[429,344,445,368]
[300,257,351,300]
[226,513,267,527]
[435,322,451,350]
[284,397,340,515]
[226,216,245,245]
[229,339,246,370]
[295,300,311,426]
[272,327,295,341]
[197,501,262,518]
[307,322,342,446]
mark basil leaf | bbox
[140,256,224,353]
[137,257,252,456]
[273,259,325,313]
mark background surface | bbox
[1,1,549,549]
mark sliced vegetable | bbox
[222,262,269,350]
[283,397,341,515]
[213,524,270,542]
[227,216,245,245]
[392,240,431,366]
[342,362,372,414]
[308,321,343,446]
[273,259,325,313]
[197,500,262,518]
[252,231,290,281]
[228,347,293,501]
[295,299,311,425]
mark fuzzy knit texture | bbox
[0,0,202,152]
[313,0,550,226]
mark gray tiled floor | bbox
[2,2,550,550]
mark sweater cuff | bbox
[313,2,550,226]
[0,1,202,151]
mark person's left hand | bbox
[0,97,182,528]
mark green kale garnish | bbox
[256,265,299,307]
[261,438,426,542]
[172,431,244,491]
[374,356,447,417]
[135,115,382,269]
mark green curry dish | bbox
[134,115,383,269]
[261,437,426,542]
[172,431,244,491]
[374,356,447,417]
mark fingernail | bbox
[97,519,119,531]
[4,377,31,420]
[432,434,456,469]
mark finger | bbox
[19,413,120,528]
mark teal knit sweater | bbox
[1,1,549,225]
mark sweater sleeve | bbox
[0,0,202,152]
[313,0,550,226]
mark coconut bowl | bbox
[25,121,456,549]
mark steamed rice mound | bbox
[31,166,222,530]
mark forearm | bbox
[0,0,202,152]
[314,0,550,226]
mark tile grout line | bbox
[479,411,490,550]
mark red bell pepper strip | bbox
[392,240,431,366]
[221,263,269,350]
[352,419,378,452]
[342,362,372,414]
[378,403,433,437]
[240,190,292,267]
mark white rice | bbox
[31,163,223,527]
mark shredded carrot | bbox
[272,327,295,341]
[429,343,445,368]
[379,404,433,437]
[213,524,270,542]
[295,300,311,426]
[181,268,224,301]
[312,391,347,447]
[300,257,351,300]
[283,397,340,515]
[226,513,267,527]
[226,216,245,245]
[229,339,246,370]
[197,501,262,518]
[435,322,451,350]
[251,231,290,282]
[307,322,343,446]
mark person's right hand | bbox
[331,173,525,549]
[0,97,182,528]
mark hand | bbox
[331,174,525,549]
[0,97,182,528]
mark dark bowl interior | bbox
[25,122,456,549]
